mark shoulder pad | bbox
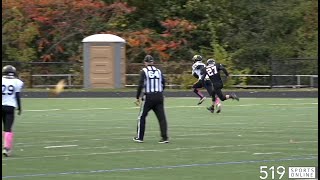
[196,64,205,70]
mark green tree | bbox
[2,5,38,62]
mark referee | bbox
[133,55,169,143]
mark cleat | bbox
[216,103,222,113]
[2,148,11,157]
[197,97,206,105]
[207,106,214,113]
[231,93,239,101]
[132,137,144,143]
[158,139,169,144]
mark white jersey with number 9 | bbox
[2,77,24,108]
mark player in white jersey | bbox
[191,55,222,112]
[2,65,23,157]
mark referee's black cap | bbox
[144,55,154,62]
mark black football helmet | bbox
[144,55,154,62]
[192,55,203,63]
[2,65,17,76]
[207,58,216,65]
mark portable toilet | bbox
[82,34,126,88]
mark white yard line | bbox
[253,130,286,133]
[16,140,79,146]
[3,140,317,161]
[44,145,78,149]
[22,102,318,112]
[14,132,224,147]
[2,156,317,179]
[68,108,112,111]
[17,127,130,134]
[253,152,282,155]
[291,121,315,122]
[26,97,317,100]
[268,103,318,105]
[15,123,317,139]
[3,150,247,161]
[26,109,61,112]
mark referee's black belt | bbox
[144,91,163,95]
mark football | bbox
[51,79,66,95]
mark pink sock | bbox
[194,88,204,98]
[197,89,204,98]
[215,97,221,105]
[4,132,14,149]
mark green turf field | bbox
[2,98,318,180]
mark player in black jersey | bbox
[201,59,239,113]
[191,55,222,110]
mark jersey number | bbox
[2,85,15,95]
[206,66,218,76]
[147,71,160,79]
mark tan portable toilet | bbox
[82,34,126,89]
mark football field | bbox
[2,98,318,180]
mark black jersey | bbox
[201,63,229,84]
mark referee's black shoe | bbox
[158,138,169,144]
[133,137,144,143]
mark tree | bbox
[2,2,39,62]
[2,0,135,63]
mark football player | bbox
[201,59,239,113]
[2,65,24,157]
[191,55,222,112]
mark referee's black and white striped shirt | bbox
[136,66,165,99]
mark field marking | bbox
[23,97,317,100]
[291,120,314,122]
[253,152,282,155]
[253,130,286,133]
[2,156,317,179]
[22,102,318,112]
[17,140,79,145]
[44,145,78,149]
[14,124,317,142]
[3,140,317,161]
[268,103,318,105]
[25,107,112,112]
[14,123,317,141]
[69,108,112,111]
[17,127,130,134]
[26,109,61,112]
[14,132,225,147]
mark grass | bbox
[2,98,318,180]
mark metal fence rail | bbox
[29,74,82,88]
[125,74,318,88]
[26,74,317,88]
